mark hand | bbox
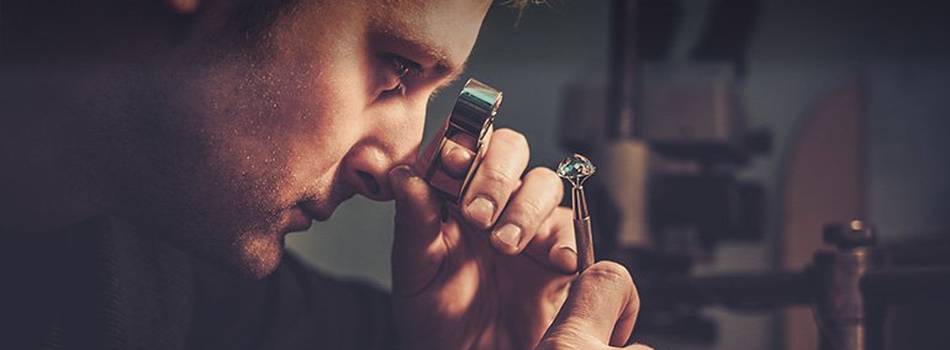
[538,261,651,350]
[388,128,581,348]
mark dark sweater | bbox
[3,217,395,349]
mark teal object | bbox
[557,153,596,186]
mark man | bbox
[1,0,647,348]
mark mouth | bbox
[286,206,314,232]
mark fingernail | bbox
[466,196,495,228]
[492,224,522,251]
[554,246,578,274]
[388,165,414,199]
[442,145,474,178]
[389,165,413,182]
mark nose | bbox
[344,103,425,202]
[343,144,400,201]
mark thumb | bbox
[388,165,446,296]
[540,261,641,348]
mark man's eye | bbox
[380,54,422,97]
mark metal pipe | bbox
[815,220,884,350]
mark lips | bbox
[298,200,331,222]
[287,207,314,232]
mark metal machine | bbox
[558,1,950,348]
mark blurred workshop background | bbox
[288,1,950,349]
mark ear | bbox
[164,0,200,14]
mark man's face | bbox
[112,0,491,277]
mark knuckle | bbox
[537,339,579,350]
[538,327,585,350]
[480,166,517,188]
[513,196,547,222]
[525,167,564,202]
[528,166,560,185]
[584,261,634,288]
[494,128,529,152]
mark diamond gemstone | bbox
[557,154,596,181]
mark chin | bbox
[230,232,286,279]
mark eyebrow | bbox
[372,31,467,84]
[415,40,465,81]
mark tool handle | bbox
[574,217,595,272]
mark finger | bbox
[543,261,640,347]
[537,340,653,350]
[491,167,563,255]
[421,122,485,180]
[439,137,475,179]
[414,117,450,176]
[388,165,446,296]
[524,207,577,274]
[462,128,529,229]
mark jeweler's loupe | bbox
[416,78,503,205]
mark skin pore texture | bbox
[2,0,488,278]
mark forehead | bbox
[367,0,493,71]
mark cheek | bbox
[176,12,370,210]
[227,69,368,208]
[166,62,317,215]
[281,76,366,193]
[256,1,374,197]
